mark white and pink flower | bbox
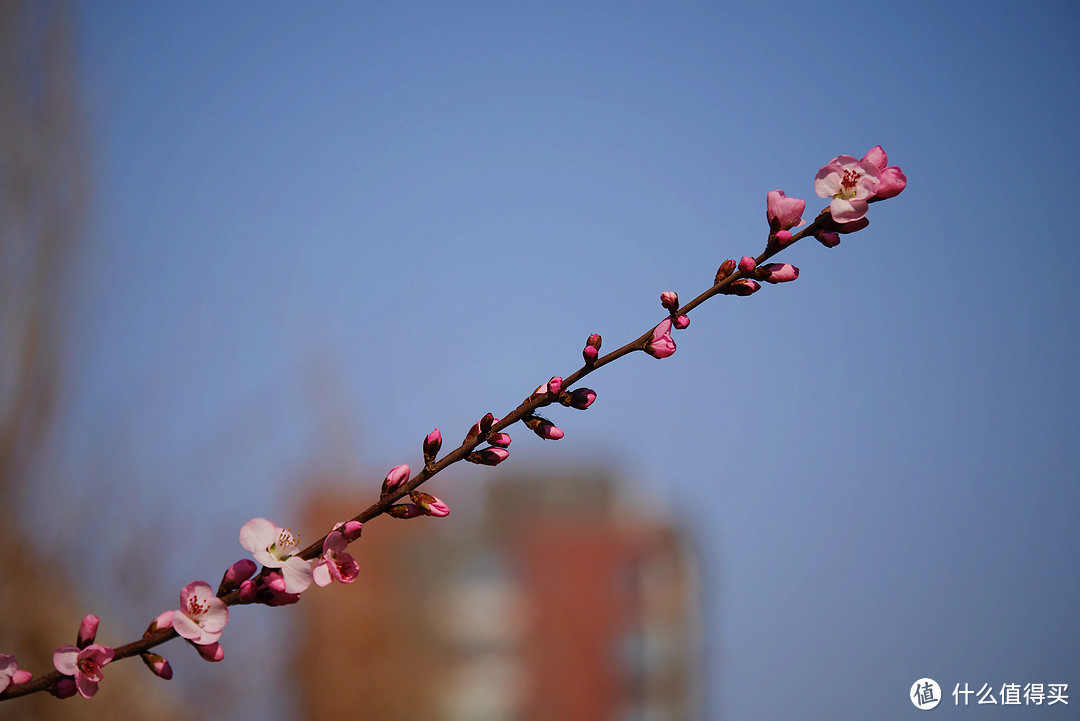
[53,643,114,698]
[645,318,676,359]
[239,518,313,594]
[814,155,880,222]
[172,581,229,645]
[0,654,32,693]
[312,531,360,587]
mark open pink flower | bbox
[172,581,229,645]
[645,318,676,359]
[53,644,114,698]
[815,155,880,222]
[312,531,359,587]
[239,518,313,594]
[0,654,32,693]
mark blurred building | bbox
[297,471,702,721]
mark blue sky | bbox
[27,1,1080,718]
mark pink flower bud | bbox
[140,652,173,680]
[410,491,450,517]
[381,464,410,496]
[334,520,363,542]
[488,432,512,447]
[560,387,596,410]
[524,416,563,440]
[237,580,257,603]
[219,559,258,594]
[815,231,841,248]
[673,314,689,330]
[583,333,602,364]
[194,643,224,663]
[422,429,442,464]
[873,166,907,199]
[77,615,100,649]
[722,278,761,296]
[766,189,806,232]
[755,263,800,284]
[772,229,793,246]
[480,412,495,434]
[714,259,736,284]
[645,318,676,359]
[660,291,679,311]
[738,256,756,274]
[145,610,175,637]
[51,678,78,699]
[387,503,425,519]
[466,447,510,466]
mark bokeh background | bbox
[2,1,1078,719]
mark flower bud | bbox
[583,333,602,364]
[77,614,100,649]
[714,259,737,284]
[660,291,679,311]
[488,432,512,447]
[335,520,363,542]
[387,503,425,519]
[422,429,442,464]
[194,643,224,663]
[755,263,800,284]
[524,415,564,440]
[721,278,761,296]
[466,447,510,466]
[381,464,410,496]
[480,412,495,434]
[673,314,689,330]
[237,580,258,603]
[644,318,676,359]
[140,652,173,680]
[560,387,596,410]
[410,491,450,517]
[815,231,841,248]
[738,256,756,274]
[218,559,258,594]
[50,678,78,699]
[145,610,175,637]
[771,230,793,247]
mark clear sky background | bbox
[24,1,1079,718]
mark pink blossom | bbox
[53,643,114,698]
[766,189,806,232]
[77,614,99,649]
[0,654,32,693]
[466,447,510,466]
[860,145,906,199]
[410,491,450,517]
[381,464,411,495]
[312,531,360,586]
[238,518,313,594]
[172,581,229,645]
[756,263,800,284]
[814,155,880,222]
[423,429,442,463]
[645,318,676,359]
[140,652,173,680]
[660,291,679,311]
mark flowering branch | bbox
[0,146,906,702]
